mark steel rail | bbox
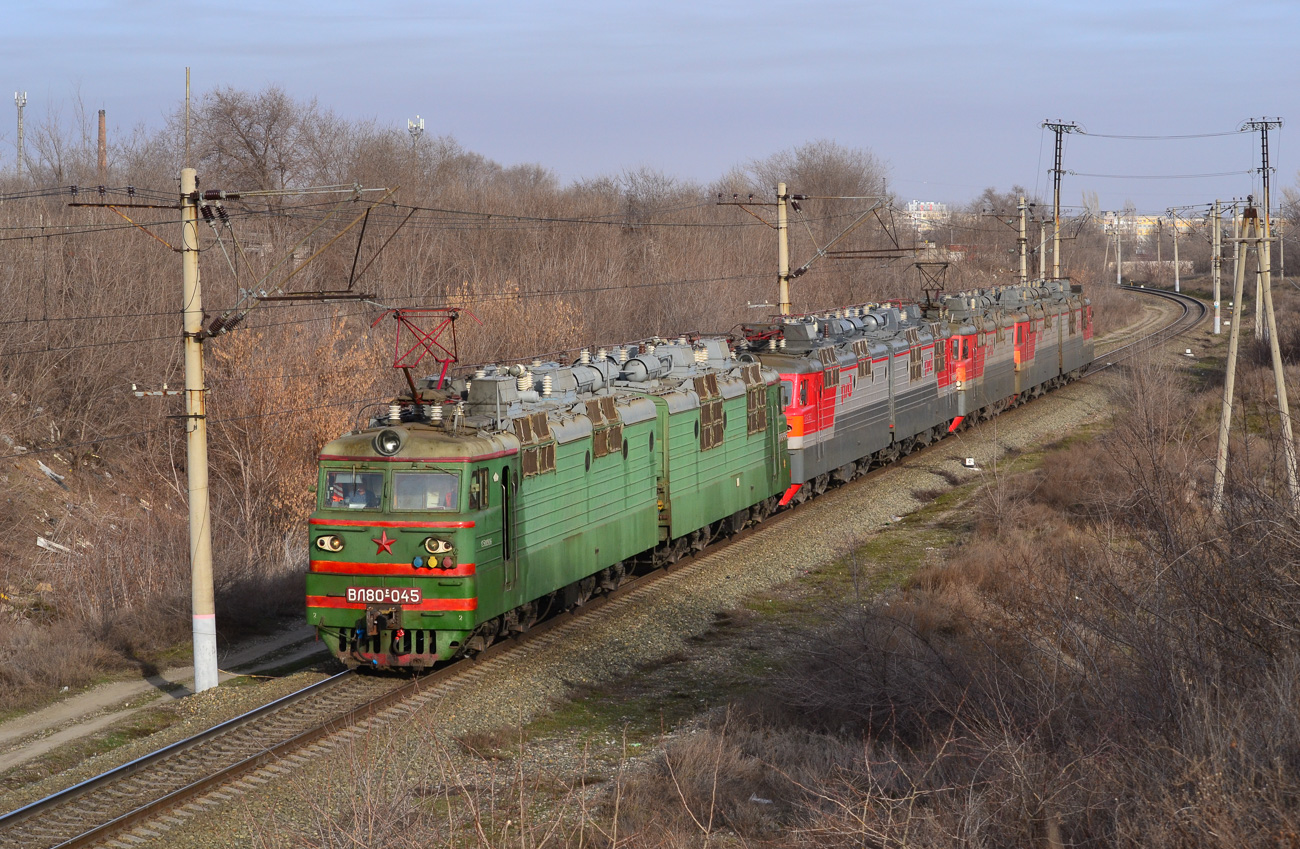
[0,670,352,832]
[1090,285,1208,373]
[0,550,704,849]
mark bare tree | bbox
[188,85,333,192]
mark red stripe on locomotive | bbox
[306,594,478,612]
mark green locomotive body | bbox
[307,338,788,668]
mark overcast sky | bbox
[6,0,1296,215]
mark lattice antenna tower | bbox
[14,91,27,177]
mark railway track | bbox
[0,522,776,849]
[0,283,1206,849]
[1092,285,1208,369]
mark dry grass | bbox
[235,350,1300,847]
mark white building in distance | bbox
[906,200,950,235]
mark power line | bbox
[1079,129,1241,140]
[1068,169,1253,180]
[0,423,173,461]
[0,391,396,463]
[0,271,770,358]
[207,364,390,384]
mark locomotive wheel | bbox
[659,537,690,566]
[465,617,501,654]
[507,601,539,634]
[597,561,628,593]
[572,576,597,607]
[689,527,709,552]
[752,497,777,522]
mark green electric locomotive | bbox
[306,338,789,668]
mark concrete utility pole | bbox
[1114,214,1123,286]
[1038,220,1047,279]
[1212,199,1222,335]
[1246,119,1283,341]
[777,181,791,315]
[14,91,26,177]
[1213,213,1251,512]
[1214,200,1300,513]
[1232,204,1241,310]
[1017,196,1028,285]
[720,184,879,315]
[1172,214,1180,293]
[1257,211,1298,512]
[181,167,219,693]
[1042,120,1081,281]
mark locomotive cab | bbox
[307,424,509,668]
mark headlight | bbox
[315,535,344,552]
[374,429,403,456]
[423,537,454,555]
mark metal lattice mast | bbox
[14,91,26,177]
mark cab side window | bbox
[469,468,490,510]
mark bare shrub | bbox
[254,726,432,848]
[0,620,127,712]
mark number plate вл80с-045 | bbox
[347,586,422,604]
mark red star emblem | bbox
[372,530,396,555]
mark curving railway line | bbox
[1093,285,1208,368]
[0,284,1205,849]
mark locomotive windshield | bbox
[393,471,460,511]
[324,470,383,510]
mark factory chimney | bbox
[98,109,106,181]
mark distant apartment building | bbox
[1105,213,1195,240]
[906,200,950,235]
